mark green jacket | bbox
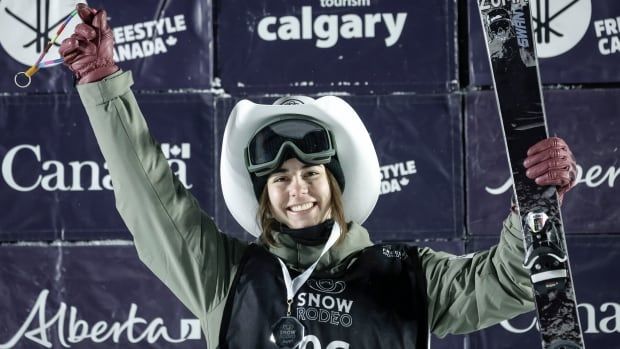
[77,71,534,348]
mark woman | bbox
[60,4,577,348]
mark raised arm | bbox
[422,211,534,336]
[422,137,577,336]
[60,4,247,318]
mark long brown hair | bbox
[257,168,348,246]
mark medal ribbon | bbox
[14,8,79,88]
[277,222,341,314]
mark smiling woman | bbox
[258,160,348,246]
[266,161,332,229]
[60,3,580,348]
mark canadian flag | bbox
[161,143,191,159]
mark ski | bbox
[476,1,585,348]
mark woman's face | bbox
[267,158,332,229]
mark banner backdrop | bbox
[466,89,620,236]
[0,244,204,349]
[216,0,457,95]
[466,235,620,349]
[215,94,463,241]
[0,93,216,241]
[469,0,620,86]
[0,0,212,93]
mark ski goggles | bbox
[245,117,337,177]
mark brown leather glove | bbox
[523,137,577,205]
[59,3,118,84]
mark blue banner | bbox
[466,89,620,236]
[215,94,463,241]
[216,0,457,94]
[0,93,216,241]
[0,244,203,349]
[0,0,212,93]
[467,235,620,348]
[469,0,620,85]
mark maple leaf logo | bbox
[166,36,177,46]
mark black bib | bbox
[219,243,428,349]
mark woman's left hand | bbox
[523,137,577,205]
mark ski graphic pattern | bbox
[476,1,585,348]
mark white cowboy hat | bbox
[220,96,380,237]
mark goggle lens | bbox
[247,119,334,169]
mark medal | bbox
[270,223,341,349]
[271,315,305,349]
[271,299,305,348]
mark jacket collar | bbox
[266,222,373,273]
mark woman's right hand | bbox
[59,3,118,84]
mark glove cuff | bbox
[77,58,119,84]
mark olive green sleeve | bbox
[76,71,248,319]
[421,211,535,337]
